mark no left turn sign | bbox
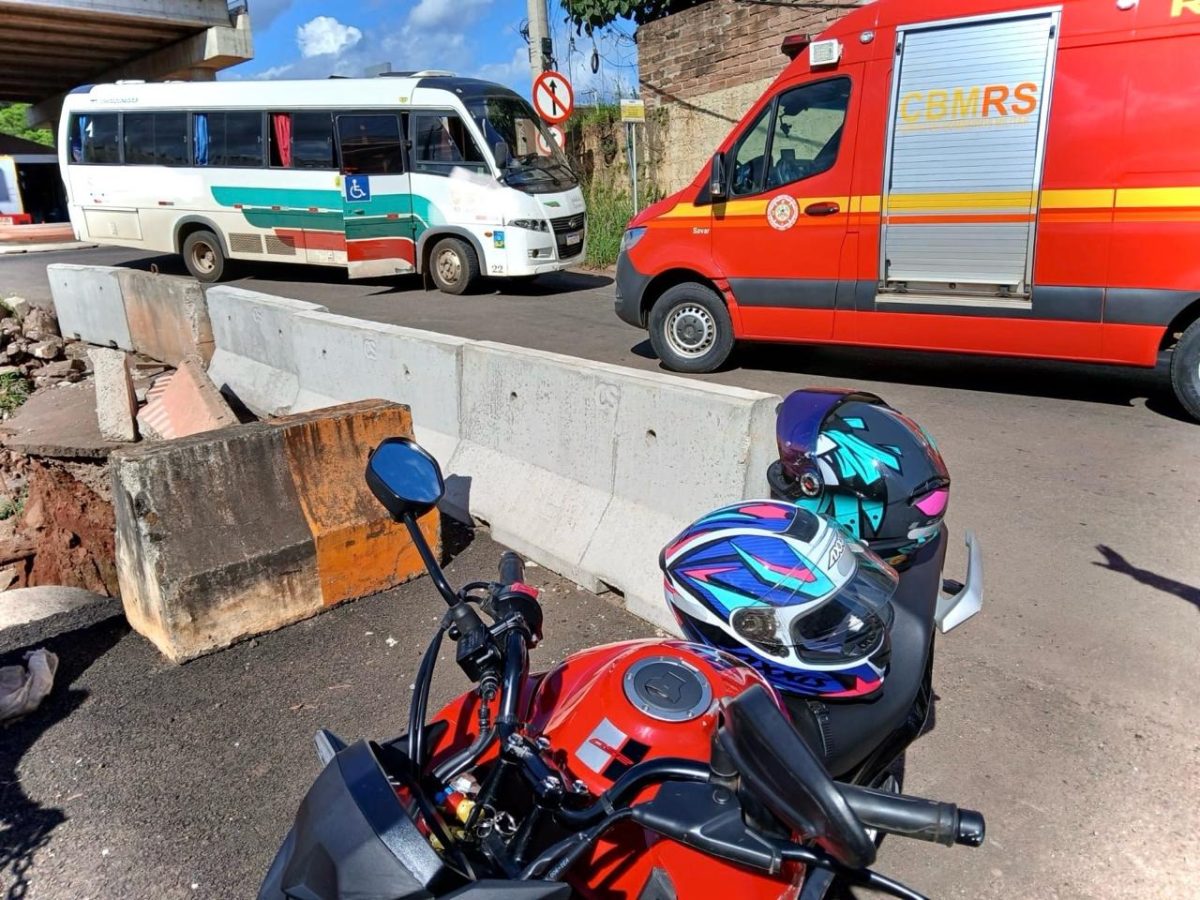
[532,70,574,124]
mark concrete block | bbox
[290,311,466,471]
[451,341,781,626]
[275,400,440,604]
[88,348,138,442]
[449,343,622,591]
[136,356,239,440]
[111,400,437,662]
[117,269,215,366]
[581,370,780,628]
[204,286,327,417]
[46,264,133,350]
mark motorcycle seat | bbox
[785,531,945,780]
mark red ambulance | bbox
[614,0,1200,419]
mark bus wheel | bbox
[648,283,735,373]
[430,238,479,295]
[183,230,227,283]
[1169,317,1200,422]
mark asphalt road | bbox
[2,247,1199,898]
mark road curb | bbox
[0,587,122,655]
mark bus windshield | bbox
[468,95,578,194]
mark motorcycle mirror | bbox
[366,437,445,521]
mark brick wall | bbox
[637,0,863,192]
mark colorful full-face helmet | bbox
[660,501,898,700]
[766,389,950,569]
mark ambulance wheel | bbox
[430,237,479,295]
[182,230,227,283]
[1169,317,1200,422]
[648,283,734,373]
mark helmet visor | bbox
[789,551,897,664]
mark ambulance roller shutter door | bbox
[881,11,1058,293]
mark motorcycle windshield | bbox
[789,551,896,664]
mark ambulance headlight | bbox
[509,218,549,232]
[620,226,647,253]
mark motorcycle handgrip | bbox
[837,784,985,848]
[499,551,525,586]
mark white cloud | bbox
[296,15,363,58]
[474,45,530,92]
[409,0,490,30]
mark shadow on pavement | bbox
[0,616,128,899]
[630,337,1191,417]
[1093,545,1200,612]
[115,254,613,299]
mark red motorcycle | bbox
[259,437,985,900]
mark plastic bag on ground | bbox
[0,648,58,722]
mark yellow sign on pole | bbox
[620,99,646,123]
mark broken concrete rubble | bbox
[111,399,439,662]
[136,357,237,441]
[88,348,138,442]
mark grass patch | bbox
[584,184,634,269]
[0,371,31,413]
[0,490,24,521]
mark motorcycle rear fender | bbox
[934,531,983,634]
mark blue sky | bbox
[225,0,640,102]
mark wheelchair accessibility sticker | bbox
[345,174,371,203]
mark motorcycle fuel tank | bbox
[525,639,770,794]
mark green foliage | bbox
[0,103,53,147]
[560,0,707,34]
[584,183,634,269]
[0,490,25,521]
[0,372,31,413]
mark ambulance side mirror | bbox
[709,152,727,200]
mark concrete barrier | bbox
[112,400,438,662]
[117,270,215,366]
[449,342,780,628]
[47,264,133,350]
[289,311,466,467]
[205,286,328,417]
[579,366,778,631]
[177,282,783,634]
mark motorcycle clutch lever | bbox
[934,530,983,634]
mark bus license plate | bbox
[565,231,582,246]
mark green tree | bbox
[560,0,708,34]
[0,103,53,147]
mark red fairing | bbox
[425,639,804,897]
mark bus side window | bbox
[194,112,263,167]
[69,113,120,165]
[337,114,404,175]
[123,112,188,166]
[270,112,335,169]
[411,112,487,175]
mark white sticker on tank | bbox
[576,718,627,774]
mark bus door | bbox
[710,74,858,341]
[336,113,416,278]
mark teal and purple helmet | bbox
[660,501,897,700]
[766,389,950,569]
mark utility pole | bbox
[527,0,552,83]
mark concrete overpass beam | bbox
[27,13,252,128]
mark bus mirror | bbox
[710,152,727,200]
[494,141,511,168]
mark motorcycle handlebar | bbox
[499,551,525,586]
[837,784,985,848]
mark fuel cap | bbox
[623,656,713,722]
